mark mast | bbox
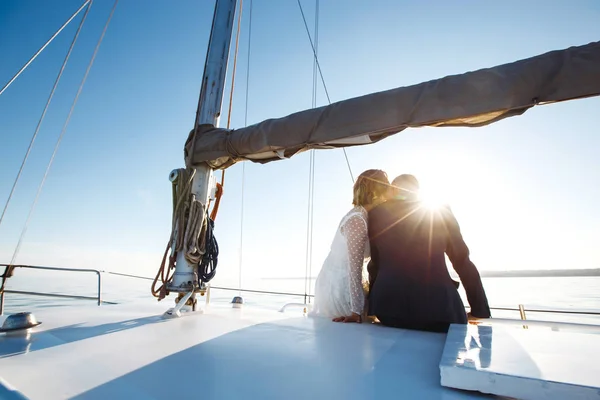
[167,0,238,312]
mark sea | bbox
[3,268,600,325]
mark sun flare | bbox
[418,185,449,211]
[419,190,446,210]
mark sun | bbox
[418,182,449,211]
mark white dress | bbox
[312,206,370,318]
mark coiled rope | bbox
[151,168,196,299]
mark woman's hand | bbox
[332,313,362,323]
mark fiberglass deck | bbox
[0,303,495,400]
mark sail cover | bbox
[185,41,600,170]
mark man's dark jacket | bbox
[367,200,491,324]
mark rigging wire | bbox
[304,153,314,302]
[4,0,119,282]
[0,0,93,231]
[304,0,319,303]
[1,1,93,291]
[239,0,253,294]
[295,0,354,183]
[0,0,91,98]
[308,0,319,300]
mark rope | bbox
[183,198,206,265]
[2,0,117,286]
[209,182,223,221]
[198,217,219,284]
[151,242,176,300]
[0,0,91,98]
[244,0,253,128]
[151,167,220,298]
[225,0,243,130]
[173,169,194,252]
[296,0,354,183]
[151,168,195,299]
[0,1,92,232]
[208,0,244,222]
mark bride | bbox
[312,169,389,323]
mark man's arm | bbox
[442,207,491,318]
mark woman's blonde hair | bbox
[352,169,389,207]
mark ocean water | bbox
[3,268,600,325]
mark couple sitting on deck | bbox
[312,170,491,333]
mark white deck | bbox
[440,322,600,400]
[0,303,498,400]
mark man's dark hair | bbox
[391,174,419,194]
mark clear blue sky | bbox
[1,1,599,291]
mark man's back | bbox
[367,199,490,330]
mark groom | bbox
[367,174,491,333]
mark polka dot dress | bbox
[313,206,369,318]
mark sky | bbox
[0,0,599,293]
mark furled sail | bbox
[185,41,600,170]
